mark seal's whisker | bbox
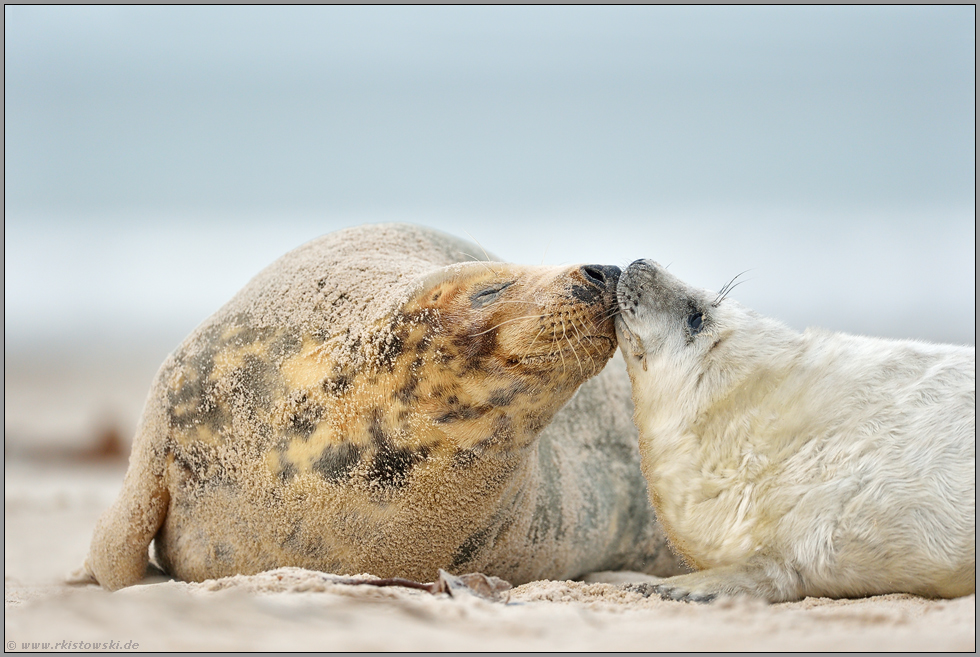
[599,306,622,323]
[529,324,550,347]
[553,324,568,375]
[539,236,553,265]
[469,314,546,337]
[567,320,597,373]
[484,299,545,309]
[559,319,584,376]
[712,270,752,307]
[458,252,499,276]
[463,231,500,276]
[505,321,555,370]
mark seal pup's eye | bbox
[471,282,513,308]
[687,312,705,336]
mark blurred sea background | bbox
[4,6,975,455]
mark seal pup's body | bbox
[83,224,684,590]
[616,259,975,603]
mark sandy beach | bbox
[5,453,975,652]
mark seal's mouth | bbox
[616,258,655,310]
[614,259,661,367]
[614,317,645,359]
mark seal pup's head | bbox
[615,259,796,419]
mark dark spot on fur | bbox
[378,333,405,370]
[395,375,419,404]
[268,330,303,362]
[435,403,491,424]
[226,353,276,413]
[277,454,298,482]
[169,442,235,490]
[168,372,232,435]
[283,522,302,549]
[450,526,493,569]
[487,383,525,407]
[454,327,497,364]
[323,372,353,395]
[289,395,324,439]
[364,411,429,488]
[365,443,430,489]
[312,443,361,481]
[452,449,478,469]
[213,542,234,562]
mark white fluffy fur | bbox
[615,259,975,603]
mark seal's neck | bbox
[628,316,808,567]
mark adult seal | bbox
[615,259,975,603]
[83,224,685,591]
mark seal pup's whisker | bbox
[599,306,623,323]
[558,319,584,376]
[712,270,751,307]
[487,299,545,309]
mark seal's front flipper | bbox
[625,557,804,603]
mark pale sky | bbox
[4,6,975,348]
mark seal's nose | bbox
[580,265,621,290]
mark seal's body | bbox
[84,224,683,591]
[615,259,975,603]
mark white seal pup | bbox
[615,258,975,602]
[81,224,685,591]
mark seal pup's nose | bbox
[580,265,621,290]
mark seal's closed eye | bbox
[471,282,513,308]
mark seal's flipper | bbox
[633,556,804,604]
[83,453,170,591]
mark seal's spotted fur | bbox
[85,224,684,590]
